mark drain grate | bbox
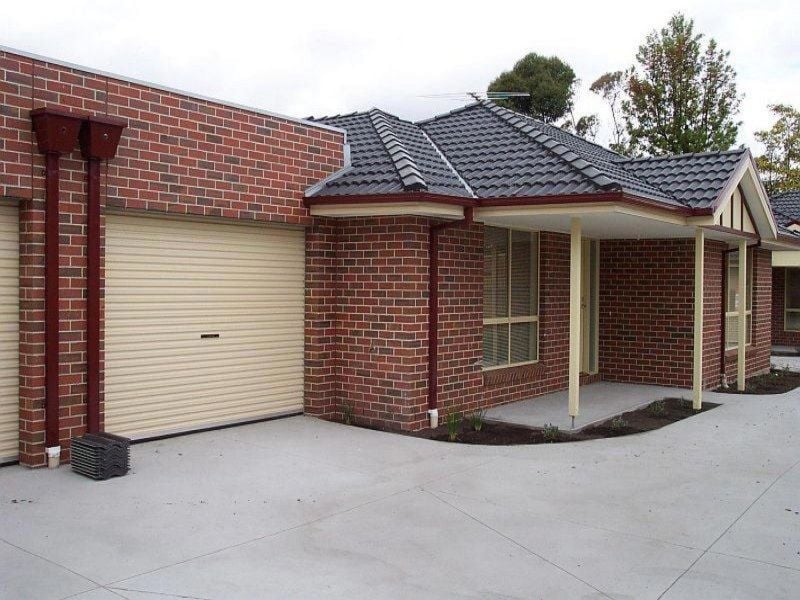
[70,433,131,480]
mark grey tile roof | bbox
[308,100,749,213]
[769,190,800,236]
[307,110,471,197]
[621,150,747,209]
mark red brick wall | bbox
[306,225,575,430]
[433,224,483,424]
[1,49,344,465]
[482,231,571,406]
[599,239,695,386]
[772,267,800,347]
[305,216,430,431]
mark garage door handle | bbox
[200,333,220,339]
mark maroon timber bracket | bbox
[79,115,126,434]
[30,108,84,452]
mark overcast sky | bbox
[2,1,798,152]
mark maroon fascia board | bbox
[304,191,713,217]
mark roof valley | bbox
[420,129,477,198]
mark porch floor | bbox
[484,381,691,431]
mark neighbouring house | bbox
[768,190,800,349]
[1,46,798,468]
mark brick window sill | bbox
[483,362,546,386]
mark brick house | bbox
[768,190,800,348]
[1,46,797,468]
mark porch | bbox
[484,381,690,431]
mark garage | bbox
[0,205,19,463]
[104,214,305,439]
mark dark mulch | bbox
[407,397,718,446]
[715,369,800,395]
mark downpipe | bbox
[427,207,474,428]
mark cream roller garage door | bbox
[105,215,305,439]
[0,205,18,463]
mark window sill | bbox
[724,345,755,356]
[483,361,545,386]
[482,359,539,372]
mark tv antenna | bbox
[418,91,530,101]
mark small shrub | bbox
[341,402,354,425]
[542,423,560,442]
[469,410,486,432]
[611,415,628,430]
[446,412,462,442]
[649,399,667,416]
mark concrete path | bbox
[772,354,800,372]
[484,381,688,430]
[1,388,799,599]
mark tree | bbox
[590,71,630,154]
[562,113,599,141]
[755,104,800,194]
[488,53,577,123]
[622,13,741,155]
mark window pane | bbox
[483,323,508,367]
[746,313,752,345]
[484,227,508,319]
[746,251,753,311]
[787,269,800,309]
[726,252,740,312]
[725,314,739,349]
[510,231,538,317]
[510,321,538,363]
[787,311,800,331]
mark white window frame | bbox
[784,268,800,332]
[482,227,540,370]
[724,249,753,351]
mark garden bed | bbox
[409,398,718,445]
[715,369,800,395]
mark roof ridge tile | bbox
[368,109,427,191]
[481,101,620,192]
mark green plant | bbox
[446,412,462,442]
[542,423,560,442]
[611,416,628,430]
[469,410,486,432]
[341,402,354,425]
[649,399,667,416]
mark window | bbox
[483,227,539,368]
[724,250,752,350]
[785,268,800,331]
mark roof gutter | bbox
[427,207,474,427]
[304,191,709,217]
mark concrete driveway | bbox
[1,389,799,600]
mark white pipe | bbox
[46,445,61,469]
[428,409,439,429]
